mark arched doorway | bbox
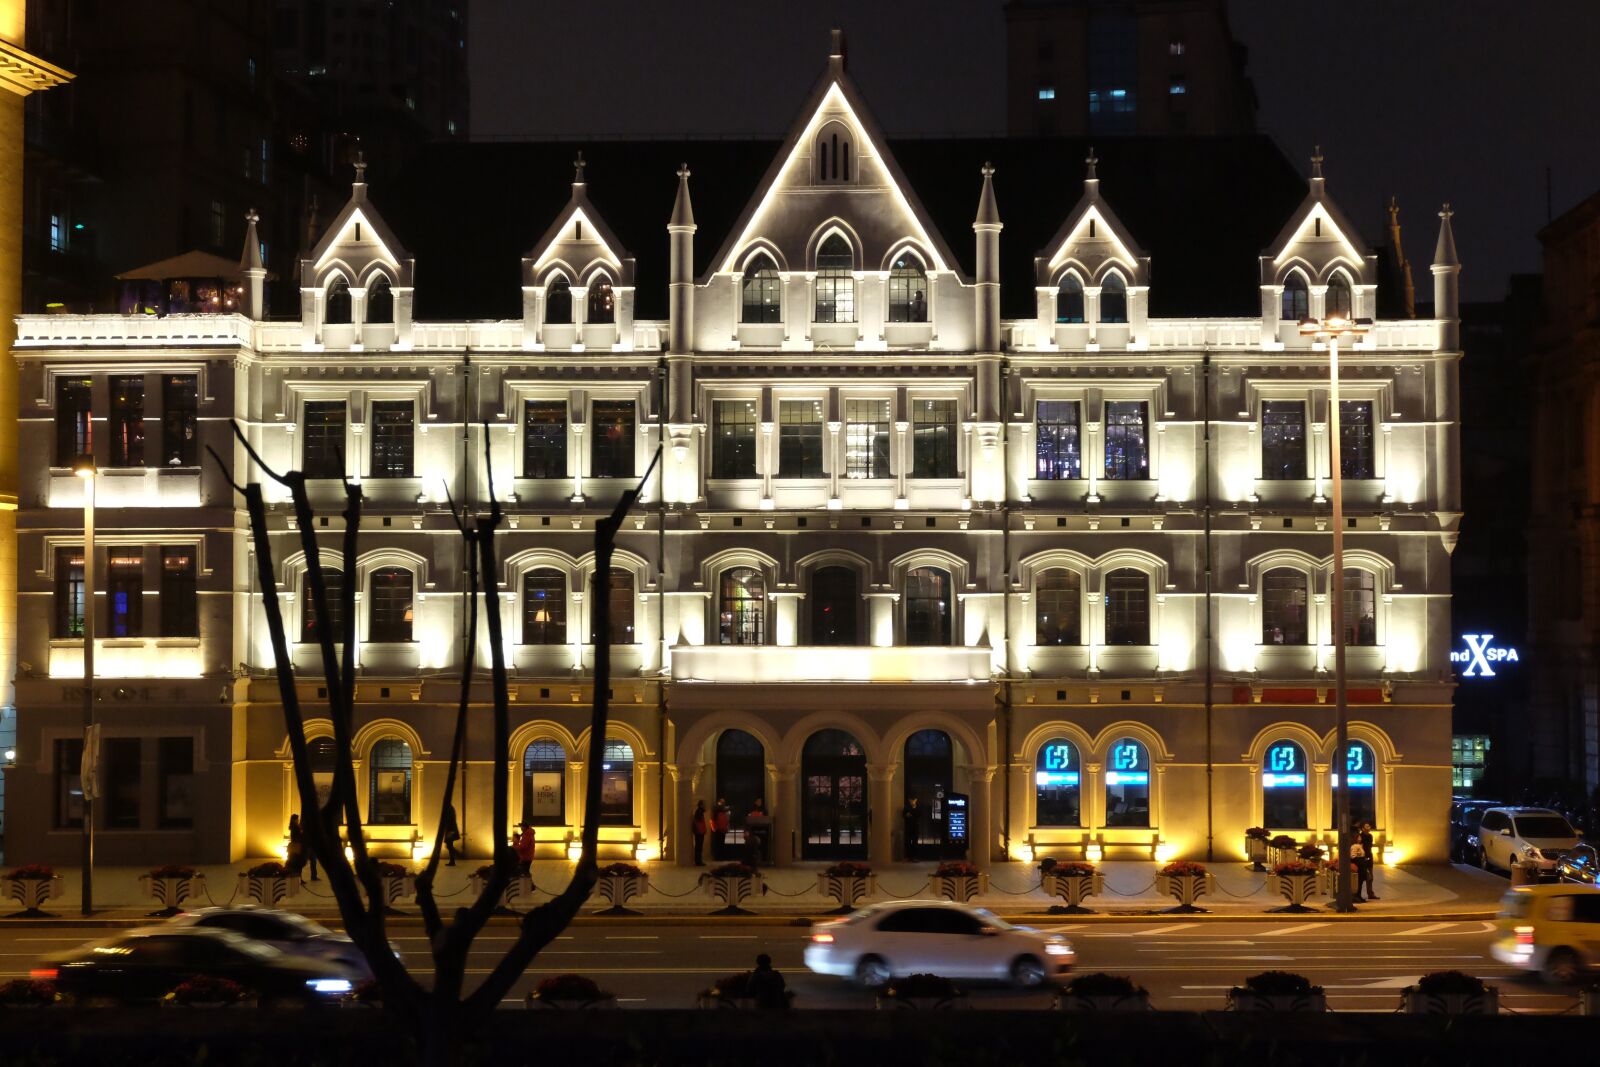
[902,729,953,859]
[801,729,867,860]
[715,729,766,859]
[522,739,566,826]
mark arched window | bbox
[1281,273,1309,321]
[522,739,566,825]
[301,567,344,644]
[740,253,782,324]
[544,277,572,325]
[1336,741,1377,829]
[325,277,352,325]
[1326,273,1353,320]
[903,730,953,859]
[904,566,952,646]
[1104,568,1149,645]
[1035,739,1081,827]
[1035,569,1082,646]
[587,277,614,325]
[309,735,337,812]
[809,565,860,645]
[368,567,413,642]
[718,567,766,646]
[1262,569,1308,645]
[814,234,854,323]
[366,276,394,324]
[599,739,634,824]
[1104,737,1150,827]
[1263,739,1309,828]
[1057,275,1085,323]
[887,255,928,323]
[1337,570,1377,646]
[522,569,567,645]
[599,567,634,645]
[716,730,766,851]
[1099,273,1128,323]
[368,739,412,825]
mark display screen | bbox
[945,794,968,842]
[1104,771,1148,786]
[1263,772,1307,788]
[1035,771,1080,787]
[1330,773,1374,787]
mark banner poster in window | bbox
[530,772,562,820]
[375,771,409,819]
[313,772,334,813]
[165,774,195,822]
[601,770,630,811]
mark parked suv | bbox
[1450,797,1504,864]
[1478,807,1581,878]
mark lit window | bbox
[369,568,414,643]
[1262,570,1308,645]
[1170,39,1186,56]
[1056,275,1085,323]
[369,739,412,825]
[49,212,66,253]
[778,400,824,478]
[1035,739,1081,827]
[1169,78,1187,95]
[1104,569,1149,645]
[887,256,927,323]
[1337,571,1377,647]
[108,549,143,638]
[1099,273,1128,323]
[1339,400,1375,479]
[1103,400,1149,480]
[1035,570,1082,645]
[1262,740,1308,829]
[601,568,634,645]
[1035,401,1081,480]
[369,401,414,478]
[1327,273,1354,319]
[522,400,567,478]
[911,399,957,479]
[1260,401,1307,480]
[522,570,567,645]
[740,253,782,324]
[814,234,854,323]
[844,399,890,480]
[1281,274,1310,321]
[109,376,145,468]
[719,567,766,646]
[1037,86,1056,101]
[590,400,635,479]
[905,567,952,646]
[712,400,758,479]
[587,277,615,325]
[1104,737,1150,827]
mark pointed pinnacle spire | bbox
[240,208,264,272]
[1085,147,1098,182]
[1310,144,1325,181]
[670,162,695,229]
[974,162,1001,229]
[573,150,586,185]
[353,150,367,185]
[829,26,846,70]
[1433,202,1459,268]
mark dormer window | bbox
[817,124,853,184]
[367,276,394,324]
[1100,273,1128,324]
[325,277,352,325]
[887,255,927,323]
[814,234,854,323]
[1057,276,1085,323]
[588,277,615,325]
[545,277,572,325]
[741,254,782,324]
[1326,273,1353,320]
[1281,273,1309,321]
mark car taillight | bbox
[29,968,57,980]
[811,932,834,944]
[1515,925,1534,946]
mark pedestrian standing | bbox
[1348,819,1369,903]
[513,823,536,877]
[746,798,769,866]
[902,797,919,861]
[691,800,708,866]
[747,953,789,1010]
[304,812,320,881]
[712,797,731,859]
[1358,822,1379,900]
[440,800,461,867]
[286,813,307,878]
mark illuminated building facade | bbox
[4,40,1461,867]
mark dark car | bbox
[167,905,398,980]
[38,926,357,1004]
[1557,843,1600,886]
[1450,797,1504,864]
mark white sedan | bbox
[804,901,1076,988]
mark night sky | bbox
[470,0,1600,303]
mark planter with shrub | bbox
[696,969,795,1010]
[1267,834,1300,869]
[877,972,966,1010]
[163,976,250,1008]
[1402,970,1498,1015]
[1269,862,1321,913]
[2,865,62,916]
[818,862,874,913]
[467,863,536,912]
[1154,861,1214,913]
[525,973,617,1010]
[596,862,650,915]
[701,862,761,915]
[1244,827,1271,871]
[1054,972,1151,1012]
[1227,970,1327,1012]
[1040,859,1103,914]
[239,861,298,906]
[932,861,987,904]
[0,979,62,1008]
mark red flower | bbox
[1160,860,1208,877]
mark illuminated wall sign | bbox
[1104,771,1149,786]
[1263,773,1307,788]
[1111,744,1144,771]
[1331,743,1374,787]
[1036,771,1080,787]
[1037,742,1079,786]
[1450,633,1519,678]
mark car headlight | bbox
[1045,942,1074,957]
[306,978,353,995]
[1521,844,1538,856]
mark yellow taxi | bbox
[1490,883,1600,984]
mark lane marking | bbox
[698,935,759,940]
[603,935,659,941]
[1263,922,1328,937]
[1135,923,1196,935]
[1398,922,1457,936]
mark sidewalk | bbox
[4,859,1509,924]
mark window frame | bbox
[367,566,415,643]
[886,255,928,323]
[1034,568,1083,646]
[1099,273,1128,324]
[844,397,892,480]
[778,398,825,479]
[522,399,568,479]
[587,276,615,325]
[903,565,954,647]
[711,398,759,480]
[1280,273,1310,321]
[717,566,767,646]
[1103,568,1149,646]
[589,399,636,480]
[1056,275,1086,324]
[108,375,146,468]
[521,568,568,646]
[1034,738,1082,827]
[1260,399,1308,480]
[1103,399,1150,481]
[813,234,855,323]
[544,276,573,325]
[740,254,783,324]
[160,546,199,638]
[55,376,93,465]
[368,738,413,826]
[325,276,353,325]
[910,397,958,479]
[368,399,415,479]
[1035,400,1082,480]
[808,565,860,646]
[107,548,143,638]
[301,399,347,480]
[301,567,344,645]
[1261,568,1309,646]
[161,374,198,467]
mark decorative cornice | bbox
[0,40,72,97]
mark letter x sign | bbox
[1461,634,1496,678]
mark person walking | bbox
[513,823,536,877]
[286,813,307,879]
[902,797,919,861]
[1358,822,1379,900]
[440,800,461,867]
[747,953,789,1010]
[691,800,708,866]
[712,797,731,860]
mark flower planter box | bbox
[467,870,536,912]
[1268,846,1300,869]
[377,872,415,913]
[596,870,649,915]
[1043,870,1104,914]
[238,872,299,906]
[1053,991,1152,1012]
[2,874,63,917]
[1315,865,1358,902]
[1154,872,1215,913]
[701,870,761,915]
[876,992,969,1011]
[933,872,988,905]
[1227,990,1328,1012]
[1403,989,1498,1015]
[1245,835,1270,872]
[140,872,207,917]
[1269,872,1319,913]
[1580,988,1600,1016]
[817,872,875,913]
[525,994,619,1010]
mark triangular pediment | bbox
[1037,180,1148,288]
[1263,168,1373,284]
[524,186,633,288]
[304,186,414,289]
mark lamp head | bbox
[72,456,96,479]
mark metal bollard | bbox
[1509,861,1536,887]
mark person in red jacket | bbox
[712,798,731,860]
[513,823,536,876]
[691,800,708,866]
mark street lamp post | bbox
[72,456,96,916]
[1299,315,1369,914]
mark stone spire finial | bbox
[574,150,586,185]
[670,162,695,230]
[974,162,1001,229]
[353,150,367,185]
[829,26,846,72]
[241,208,264,272]
[1434,202,1459,268]
[1085,147,1098,181]
[1310,145,1324,181]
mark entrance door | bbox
[903,729,954,858]
[802,729,868,860]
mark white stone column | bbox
[867,763,896,868]
[769,763,799,865]
[965,766,996,865]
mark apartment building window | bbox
[369,400,415,478]
[368,739,413,825]
[108,377,145,468]
[104,737,142,829]
[302,400,346,478]
[107,549,143,638]
[905,567,953,646]
[1035,569,1082,645]
[1338,571,1377,646]
[522,570,567,645]
[911,399,958,478]
[161,547,198,638]
[158,737,195,829]
[56,376,92,464]
[590,400,635,479]
[522,401,567,478]
[1261,401,1307,479]
[845,399,891,479]
[814,234,854,323]
[1103,400,1149,480]
[1262,569,1308,645]
[162,375,198,466]
[369,568,414,643]
[55,738,84,828]
[301,568,344,644]
[55,547,85,638]
[887,257,928,323]
[1340,400,1375,479]
[778,400,824,478]
[741,254,782,323]
[602,568,634,645]
[49,208,66,252]
[1035,401,1081,479]
[1037,86,1056,101]
[712,400,758,479]
[1104,569,1150,645]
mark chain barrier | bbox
[760,883,815,898]
[646,882,705,899]
[986,878,1045,896]
[200,878,241,909]
[1101,879,1158,897]
[1211,880,1273,898]
[875,878,932,899]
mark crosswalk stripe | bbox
[1262,922,1329,937]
